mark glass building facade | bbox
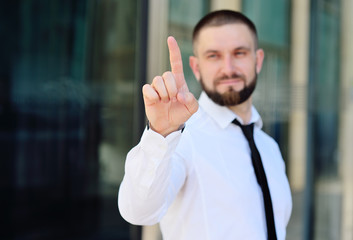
[1,0,352,239]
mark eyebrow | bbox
[203,50,218,56]
[202,46,252,56]
[233,46,252,52]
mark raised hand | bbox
[142,36,198,137]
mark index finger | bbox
[167,36,186,87]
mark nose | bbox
[221,55,236,77]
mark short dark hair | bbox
[192,10,258,50]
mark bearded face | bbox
[189,24,264,106]
[200,71,257,106]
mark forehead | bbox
[194,23,256,54]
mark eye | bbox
[235,51,246,56]
[207,53,218,59]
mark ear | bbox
[189,56,201,81]
[255,49,265,74]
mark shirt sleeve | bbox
[118,127,187,225]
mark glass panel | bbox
[311,1,341,239]
[243,0,290,48]
[313,0,340,178]
[0,0,144,239]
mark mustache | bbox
[214,73,246,83]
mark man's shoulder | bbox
[257,128,278,142]
[256,128,282,152]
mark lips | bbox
[216,78,244,87]
[219,79,242,84]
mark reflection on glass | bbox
[311,1,341,239]
[0,0,143,239]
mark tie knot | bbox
[232,119,254,141]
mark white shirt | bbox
[118,92,292,240]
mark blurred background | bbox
[0,0,352,239]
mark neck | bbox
[228,97,253,124]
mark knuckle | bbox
[162,73,176,87]
[162,71,173,79]
[152,76,163,85]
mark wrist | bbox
[147,121,185,137]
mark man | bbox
[118,10,292,240]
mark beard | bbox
[200,72,257,107]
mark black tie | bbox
[232,119,277,240]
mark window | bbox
[0,0,146,239]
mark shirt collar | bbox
[198,91,263,129]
